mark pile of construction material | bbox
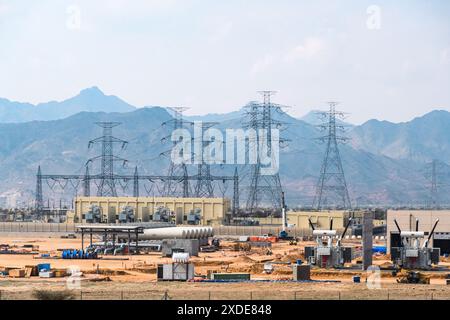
[0,263,71,279]
[0,243,39,255]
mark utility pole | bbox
[313,102,352,210]
[83,165,90,197]
[35,166,44,214]
[133,166,139,198]
[233,167,240,215]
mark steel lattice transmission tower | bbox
[426,159,446,209]
[162,107,192,197]
[244,91,287,213]
[313,102,352,210]
[194,122,218,198]
[87,122,128,197]
[430,159,439,209]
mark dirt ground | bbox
[1,234,449,300]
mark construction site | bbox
[1,95,450,300]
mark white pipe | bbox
[136,226,215,240]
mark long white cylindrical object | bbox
[137,227,214,240]
[401,231,424,238]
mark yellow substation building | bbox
[70,196,230,226]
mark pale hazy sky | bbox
[0,0,449,124]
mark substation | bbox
[1,95,449,296]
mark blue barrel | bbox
[372,246,387,254]
[353,276,361,283]
[296,259,303,265]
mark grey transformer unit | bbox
[304,217,353,268]
[84,205,102,223]
[391,218,440,270]
[118,206,135,223]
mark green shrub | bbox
[33,290,76,300]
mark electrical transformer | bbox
[304,217,353,268]
[118,206,135,223]
[391,218,440,270]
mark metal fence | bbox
[0,289,448,300]
[0,223,314,237]
[0,222,76,233]
[213,226,313,237]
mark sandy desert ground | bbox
[1,234,449,300]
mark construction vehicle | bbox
[304,217,353,268]
[279,192,289,239]
[391,218,440,270]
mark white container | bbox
[39,271,55,278]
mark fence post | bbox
[338,292,341,300]
[250,291,253,300]
[294,291,297,300]
[387,290,389,300]
[209,291,211,300]
[121,290,124,300]
[80,290,83,301]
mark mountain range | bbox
[0,87,449,208]
[0,87,135,123]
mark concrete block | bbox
[293,264,311,281]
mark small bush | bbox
[33,290,76,300]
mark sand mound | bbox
[84,269,128,276]
[236,256,255,263]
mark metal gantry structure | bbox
[313,102,352,210]
[243,91,287,213]
[36,120,240,216]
